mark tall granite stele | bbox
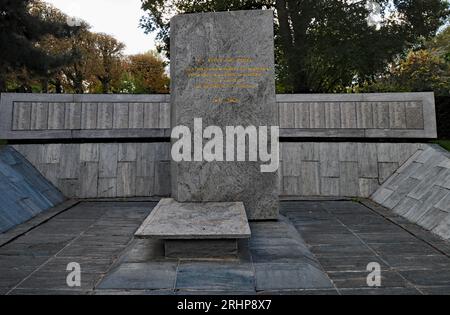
[136,10,279,258]
[171,9,279,220]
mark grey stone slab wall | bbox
[0,94,171,140]
[169,10,279,220]
[372,144,450,240]
[280,142,424,198]
[0,92,437,201]
[0,146,65,233]
[277,93,437,139]
[11,142,422,200]
[0,92,437,140]
[13,143,171,199]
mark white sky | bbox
[45,0,156,55]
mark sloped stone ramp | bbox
[372,144,450,240]
[0,146,65,233]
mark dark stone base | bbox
[164,239,238,259]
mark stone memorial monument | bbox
[136,10,279,258]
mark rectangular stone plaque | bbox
[170,10,279,220]
[135,198,251,239]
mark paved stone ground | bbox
[1,199,450,295]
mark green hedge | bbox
[436,96,450,140]
[436,140,450,151]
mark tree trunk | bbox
[285,0,314,93]
[101,79,110,94]
[55,83,63,94]
[74,72,84,94]
[275,0,293,53]
[275,0,310,93]
[41,79,49,93]
[97,76,111,94]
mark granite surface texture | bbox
[372,144,450,240]
[135,198,251,239]
[170,10,279,220]
[0,146,65,233]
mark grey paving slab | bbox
[399,269,450,287]
[100,289,177,296]
[257,289,339,295]
[9,288,92,295]
[175,262,255,292]
[317,256,389,272]
[370,242,439,257]
[382,255,450,271]
[300,233,365,246]
[328,271,409,289]
[97,262,177,290]
[56,244,127,259]
[339,287,421,295]
[250,245,315,263]
[356,232,418,244]
[310,244,374,258]
[2,199,450,295]
[40,257,113,274]
[254,263,333,291]
[17,271,102,291]
[418,286,450,295]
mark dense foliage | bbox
[140,0,449,93]
[0,0,75,91]
[0,0,169,93]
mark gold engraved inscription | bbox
[185,56,269,91]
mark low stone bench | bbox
[135,199,251,259]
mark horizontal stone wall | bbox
[278,93,436,138]
[280,142,423,198]
[0,94,171,140]
[0,92,437,140]
[372,144,450,240]
[13,142,422,199]
[13,143,171,199]
[0,92,437,200]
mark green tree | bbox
[394,49,449,94]
[60,25,98,93]
[91,33,126,93]
[358,26,450,95]
[125,51,169,93]
[0,0,77,91]
[140,0,450,93]
[30,0,79,93]
[428,26,450,63]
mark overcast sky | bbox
[46,0,157,55]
